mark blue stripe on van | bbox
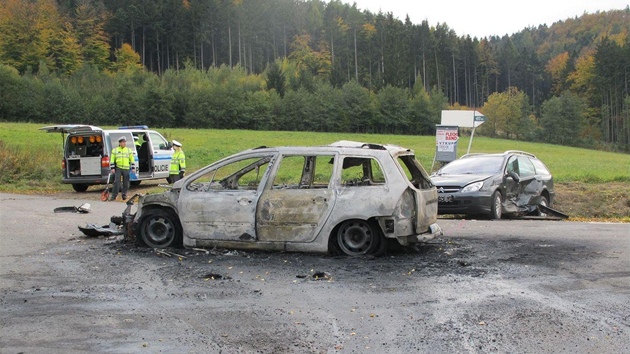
[134,156,172,161]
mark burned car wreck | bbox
[430,150,556,219]
[120,141,442,256]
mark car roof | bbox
[239,140,413,157]
[461,150,537,159]
[40,125,157,135]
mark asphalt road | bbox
[1,193,629,353]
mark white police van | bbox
[41,125,174,192]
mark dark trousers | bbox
[112,168,130,197]
[170,173,181,183]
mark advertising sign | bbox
[435,125,458,162]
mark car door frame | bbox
[177,151,276,242]
[256,153,337,243]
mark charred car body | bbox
[430,150,555,219]
[123,141,442,256]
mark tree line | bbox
[0,0,629,151]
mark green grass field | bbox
[2,122,628,185]
[2,122,628,220]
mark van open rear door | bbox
[40,125,101,135]
[40,125,103,150]
[40,125,107,191]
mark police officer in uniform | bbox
[169,140,186,183]
[110,136,135,200]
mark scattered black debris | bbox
[78,222,122,237]
[458,260,471,267]
[202,273,232,280]
[296,272,332,280]
[312,272,331,280]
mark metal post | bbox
[467,126,476,155]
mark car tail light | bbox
[101,156,110,168]
[62,159,66,170]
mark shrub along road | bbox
[1,193,628,353]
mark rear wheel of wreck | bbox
[336,219,384,257]
[138,209,182,248]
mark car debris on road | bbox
[77,222,123,237]
[53,203,92,213]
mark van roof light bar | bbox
[118,125,149,130]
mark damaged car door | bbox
[504,156,539,213]
[178,153,274,241]
[256,154,336,243]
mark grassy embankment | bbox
[1,122,628,221]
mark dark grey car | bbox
[430,151,555,219]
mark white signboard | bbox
[441,110,487,128]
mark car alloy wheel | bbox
[139,209,181,248]
[491,190,503,219]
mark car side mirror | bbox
[166,142,173,149]
[508,171,520,183]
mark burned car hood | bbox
[430,174,494,187]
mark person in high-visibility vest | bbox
[169,140,186,183]
[110,136,135,201]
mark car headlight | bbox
[461,181,483,193]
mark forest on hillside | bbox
[0,0,629,151]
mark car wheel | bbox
[336,219,383,256]
[138,209,182,248]
[537,195,549,217]
[490,190,503,220]
[72,183,89,192]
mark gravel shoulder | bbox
[1,193,629,353]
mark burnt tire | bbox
[490,190,503,220]
[72,183,89,192]
[336,219,384,257]
[138,209,182,248]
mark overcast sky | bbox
[341,0,630,38]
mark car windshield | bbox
[438,156,504,175]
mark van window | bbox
[109,133,131,146]
[66,135,103,157]
[148,132,168,150]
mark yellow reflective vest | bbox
[110,146,134,170]
[170,150,186,175]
